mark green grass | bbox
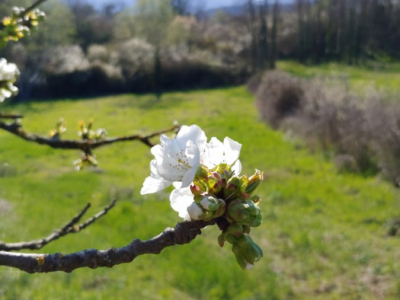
[278,60,400,96]
[1,87,400,299]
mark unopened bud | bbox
[195,165,209,180]
[226,224,244,237]
[227,200,251,224]
[187,202,204,220]
[190,184,203,196]
[224,176,241,199]
[245,170,264,195]
[200,196,219,211]
[232,235,263,270]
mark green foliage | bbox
[23,0,76,49]
[1,87,400,298]
[114,0,189,47]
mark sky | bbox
[85,0,266,10]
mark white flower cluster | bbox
[141,124,242,220]
[0,58,19,102]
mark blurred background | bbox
[2,0,398,99]
[2,0,400,299]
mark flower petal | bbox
[223,137,242,165]
[170,187,194,220]
[140,176,171,194]
[175,125,207,150]
[140,160,172,194]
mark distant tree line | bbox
[294,0,400,64]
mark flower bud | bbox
[200,196,219,211]
[227,200,251,224]
[242,224,251,234]
[249,213,262,227]
[245,170,264,195]
[215,162,230,174]
[232,235,263,270]
[239,175,249,193]
[224,176,241,199]
[190,184,203,196]
[195,164,209,181]
[244,200,260,216]
[212,198,226,218]
[187,202,204,220]
[218,232,225,247]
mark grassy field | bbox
[278,60,400,96]
[1,87,400,299]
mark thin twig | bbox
[0,219,215,274]
[0,200,117,251]
[0,123,180,150]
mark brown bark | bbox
[0,220,215,274]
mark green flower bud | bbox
[242,224,251,234]
[212,198,226,218]
[248,213,262,227]
[227,200,251,224]
[224,176,241,199]
[192,179,208,193]
[218,232,225,247]
[232,235,263,270]
[226,224,244,237]
[215,163,231,174]
[244,200,260,216]
[195,164,209,180]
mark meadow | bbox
[278,61,400,96]
[1,86,400,299]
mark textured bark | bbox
[0,122,179,150]
[0,220,215,274]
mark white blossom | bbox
[140,125,207,194]
[168,134,242,221]
[202,136,242,175]
[0,58,20,102]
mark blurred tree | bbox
[171,0,190,15]
[258,0,269,70]
[24,0,76,50]
[269,0,279,69]
[114,0,191,99]
[69,0,113,50]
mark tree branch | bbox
[0,200,117,252]
[21,0,48,16]
[0,219,215,274]
[0,122,180,150]
[0,113,23,119]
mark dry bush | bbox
[298,78,378,174]
[367,101,400,184]
[253,71,386,177]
